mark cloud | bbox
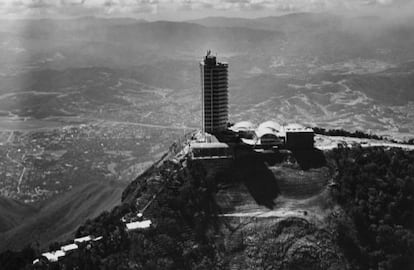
[0,0,162,18]
[0,0,412,19]
[61,0,86,5]
[24,0,54,9]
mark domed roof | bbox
[258,121,281,133]
[231,121,255,131]
[256,126,278,138]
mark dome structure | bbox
[258,121,281,133]
[255,126,276,138]
[231,121,255,132]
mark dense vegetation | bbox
[86,160,222,269]
[329,146,414,270]
[314,127,385,140]
[314,127,414,145]
[0,246,36,270]
[70,160,223,270]
[0,159,224,270]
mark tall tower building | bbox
[200,51,228,135]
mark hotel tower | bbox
[200,51,229,135]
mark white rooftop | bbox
[61,243,78,252]
[190,142,230,149]
[256,126,278,138]
[126,220,152,231]
[258,121,281,133]
[74,235,92,243]
[93,236,103,241]
[42,250,65,262]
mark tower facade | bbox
[200,51,228,135]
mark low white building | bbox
[41,250,65,262]
[61,243,78,253]
[126,220,152,231]
[74,235,93,244]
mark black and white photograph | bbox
[0,0,413,269]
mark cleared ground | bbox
[213,150,346,269]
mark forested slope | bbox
[329,147,414,270]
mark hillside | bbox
[0,181,125,252]
[0,197,36,233]
[3,134,413,269]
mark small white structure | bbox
[42,250,65,262]
[126,220,152,231]
[61,243,78,253]
[93,236,103,242]
[74,235,93,243]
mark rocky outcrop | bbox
[223,217,347,270]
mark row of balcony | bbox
[204,116,228,122]
[203,91,228,97]
[203,98,228,103]
[204,104,228,109]
[204,111,228,116]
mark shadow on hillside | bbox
[291,148,326,170]
[235,155,280,209]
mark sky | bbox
[0,0,412,21]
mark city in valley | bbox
[0,123,184,203]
